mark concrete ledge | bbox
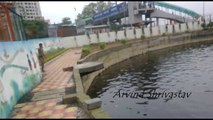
[76,62,104,74]
[62,93,77,104]
[31,92,65,101]
[63,66,73,71]
[84,98,102,110]
[73,66,110,118]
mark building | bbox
[14,2,43,21]
[47,24,77,37]
[48,24,58,37]
[76,19,86,35]
[85,24,110,34]
[76,17,93,35]
[57,25,77,37]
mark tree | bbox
[23,20,48,39]
[97,1,112,12]
[76,2,113,22]
[110,23,119,32]
[61,17,72,25]
[81,3,97,19]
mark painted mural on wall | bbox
[31,37,64,55]
[0,37,63,118]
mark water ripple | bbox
[88,43,213,118]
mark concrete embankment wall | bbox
[73,29,213,118]
[76,30,213,95]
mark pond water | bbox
[87,42,213,118]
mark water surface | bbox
[88,43,213,118]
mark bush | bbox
[121,39,127,45]
[99,42,106,50]
[81,46,91,58]
[162,33,166,36]
[89,43,98,46]
[45,48,69,63]
[185,30,189,33]
[206,22,213,29]
[140,35,145,40]
[201,23,207,30]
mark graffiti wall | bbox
[0,37,63,118]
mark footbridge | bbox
[92,1,202,25]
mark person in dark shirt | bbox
[38,43,45,72]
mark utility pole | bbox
[124,1,126,30]
[203,1,205,22]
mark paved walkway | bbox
[10,48,88,118]
[32,49,80,92]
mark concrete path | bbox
[10,48,89,118]
[32,49,80,93]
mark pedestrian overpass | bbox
[92,1,202,25]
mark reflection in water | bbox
[87,43,213,118]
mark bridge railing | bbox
[154,2,201,20]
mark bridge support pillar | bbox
[150,17,152,27]
[156,18,159,26]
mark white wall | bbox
[126,29,135,40]
[61,36,77,48]
[135,28,142,39]
[181,23,187,32]
[152,26,159,36]
[174,24,181,33]
[117,30,125,40]
[109,32,116,42]
[76,35,89,46]
[60,21,203,48]
[99,33,109,43]
[167,25,173,34]
[144,27,151,37]
[90,34,99,44]
[188,22,193,31]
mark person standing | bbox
[38,43,45,72]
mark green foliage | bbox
[201,23,206,30]
[206,22,213,29]
[81,46,91,58]
[61,17,72,25]
[185,30,190,33]
[120,39,127,45]
[89,43,99,46]
[162,33,166,36]
[44,48,69,63]
[23,20,48,39]
[110,23,120,32]
[140,35,145,40]
[99,42,106,49]
[76,2,113,22]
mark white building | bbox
[14,2,43,21]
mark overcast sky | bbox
[40,1,213,24]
